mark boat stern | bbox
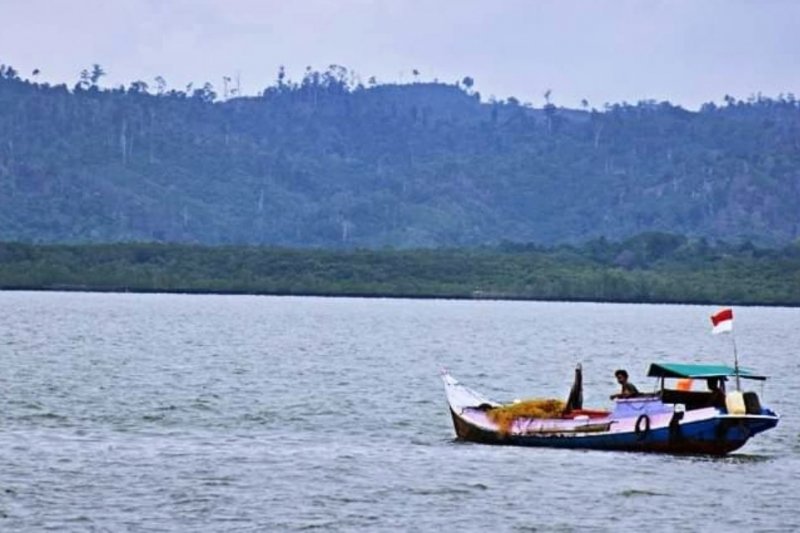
[718,409,780,439]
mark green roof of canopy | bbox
[647,362,767,381]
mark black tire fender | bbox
[635,414,650,441]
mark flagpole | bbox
[712,307,739,391]
[731,331,741,391]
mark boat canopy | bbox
[647,362,767,381]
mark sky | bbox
[1,0,798,109]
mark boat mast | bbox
[731,332,741,391]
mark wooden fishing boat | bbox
[442,362,779,455]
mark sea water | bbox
[0,292,797,531]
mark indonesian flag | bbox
[711,307,733,334]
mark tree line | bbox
[1,234,798,305]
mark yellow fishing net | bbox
[487,398,566,434]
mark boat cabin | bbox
[646,362,767,414]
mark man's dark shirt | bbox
[621,382,639,397]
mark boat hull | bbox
[450,408,777,455]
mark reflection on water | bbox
[676,453,777,464]
[618,489,668,497]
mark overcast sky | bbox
[1,0,798,109]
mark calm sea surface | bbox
[0,292,798,532]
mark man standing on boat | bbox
[610,369,639,399]
[706,378,727,409]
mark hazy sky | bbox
[1,0,798,109]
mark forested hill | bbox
[1,64,799,247]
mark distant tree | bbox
[325,64,349,92]
[461,76,474,90]
[192,82,216,102]
[590,109,604,149]
[154,76,167,95]
[543,89,556,133]
[128,80,149,93]
[89,64,106,86]
[277,65,286,88]
[412,69,420,81]
[203,81,216,101]
[78,69,91,89]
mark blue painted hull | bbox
[450,408,779,455]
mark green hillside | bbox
[1,64,799,247]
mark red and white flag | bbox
[710,307,733,335]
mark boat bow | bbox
[442,371,500,410]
